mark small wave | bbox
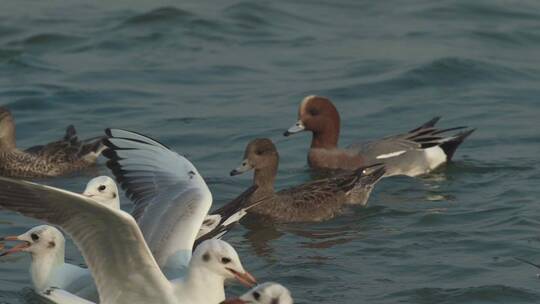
[223,2,321,30]
[9,33,84,50]
[402,57,529,85]
[0,48,22,64]
[326,57,531,99]
[387,285,539,303]
[122,7,195,26]
[417,3,540,21]
[3,54,60,73]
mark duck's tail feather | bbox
[439,128,475,161]
[409,116,441,133]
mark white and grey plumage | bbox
[284,96,475,177]
[0,107,105,178]
[0,177,256,304]
[0,225,88,293]
[221,282,293,304]
[102,129,263,270]
[0,176,120,300]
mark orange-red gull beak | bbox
[227,267,257,288]
[0,236,30,257]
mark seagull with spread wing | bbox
[101,129,266,274]
[0,177,256,304]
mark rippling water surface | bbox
[1,0,539,303]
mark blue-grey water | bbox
[1,0,539,303]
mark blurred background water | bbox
[0,0,539,303]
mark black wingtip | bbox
[440,128,476,161]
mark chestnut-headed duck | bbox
[0,107,104,178]
[229,138,385,223]
[283,95,475,177]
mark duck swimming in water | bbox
[0,107,104,178]
[284,95,475,177]
[230,138,385,222]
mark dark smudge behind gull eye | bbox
[253,291,260,300]
[48,241,55,248]
[271,298,279,304]
[202,252,210,262]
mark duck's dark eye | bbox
[31,233,39,241]
[255,150,263,155]
[221,257,231,264]
[308,108,319,116]
[98,185,106,191]
[253,291,261,300]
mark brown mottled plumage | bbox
[230,138,385,222]
[0,107,104,178]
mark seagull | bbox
[0,176,257,304]
[81,176,120,209]
[221,282,293,304]
[0,174,255,302]
[0,176,119,299]
[102,129,267,271]
[0,225,88,293]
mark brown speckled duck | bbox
[284,95,475,177]
[229,138,385,223]
[0,107,104,178]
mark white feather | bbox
[376,150,406,159]
[423,146,447,170]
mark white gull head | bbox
[221,282,293,304]
[0,225,66,291]
[82,176,120,209]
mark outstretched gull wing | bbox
[0,177,176,304]
[103,129,212,270]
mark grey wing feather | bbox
[347,117,471,162]
[103,129,212,270]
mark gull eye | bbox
[253,291,261,300]
[221,257,231,264]
[98,185,106,192]
[31,233,39,241]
